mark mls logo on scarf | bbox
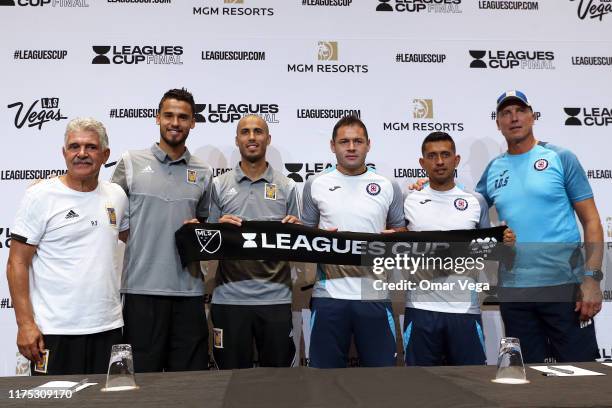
[195,229,222,254]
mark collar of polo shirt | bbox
[151,143,191,164]
[234,162,274,183]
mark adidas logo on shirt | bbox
[65,210,79,219]
[141,165,154,174]
[227,187,238,196]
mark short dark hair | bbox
[421,132,456,155]
[332,116,369,141]
[158,88,196,116]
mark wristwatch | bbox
[584,269,604,281]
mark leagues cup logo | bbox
[92,46,111,64]
[564,107,582,126]
[284,163,304,182]
[242,233,257,248]
[195,229,222,254]
[469,50,487,68]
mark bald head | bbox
[236,114,269,135]
[235,114,271,164]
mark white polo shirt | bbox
[301,167,405,300]
[11,178,128,335]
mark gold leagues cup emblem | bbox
[187,169,198,184]
[195,229,222,254]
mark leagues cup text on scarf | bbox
[175,221,507,267]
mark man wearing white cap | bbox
[475,90,603,363]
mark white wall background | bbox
[1,0,611,375]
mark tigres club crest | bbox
[106,206,117,226]
[187,169,198,184]
[195,229,221,254]
[264,183,277,200]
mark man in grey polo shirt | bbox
[209,114,300,369]
[111,88,213,372]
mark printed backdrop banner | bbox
[1,0,611,375]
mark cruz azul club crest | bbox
[454,198,468,211]
[366,183,381,196]
[195,229,222,254]
[534,158,548,171]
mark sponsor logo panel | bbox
[469,49,555,70]
[564,106,612,126]
[1,0,88,8]
[478,1,539,11]
[7,97,68,130]
[376,0,462,13]
[383,99,464,133]
[92,45,183,65]
[570,0,612,21]
[288,41,369,74]
[195,103,279,124]
[193,0,274,16]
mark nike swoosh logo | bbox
[419,199,431,204]
[329,186,341,191]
